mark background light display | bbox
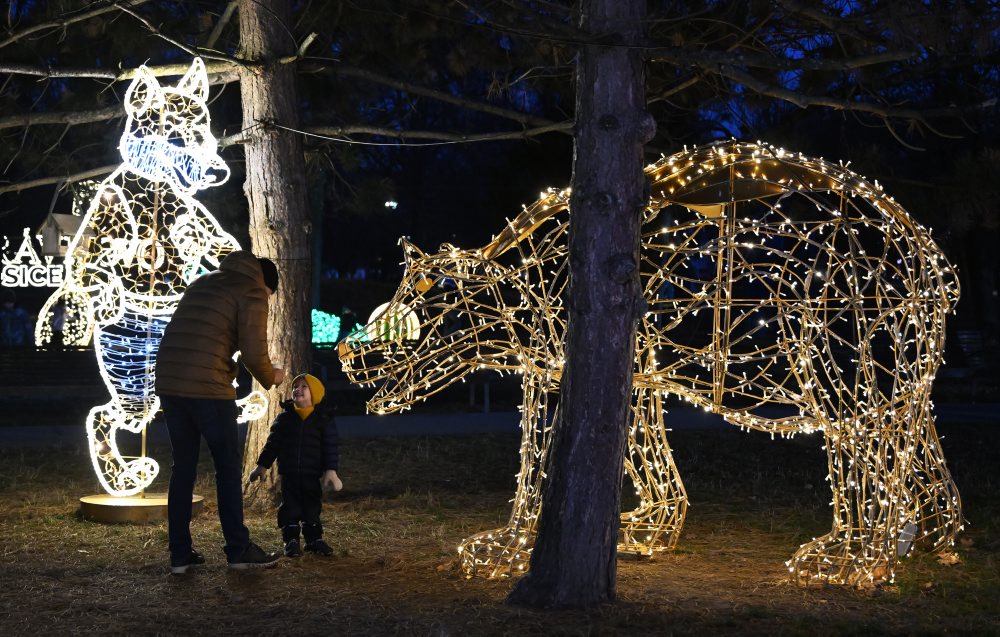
[311,308,343,345]
[340,140,962,587]
[38,58,267,496]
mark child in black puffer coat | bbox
[248,373,342,557]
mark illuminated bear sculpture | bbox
[339,140,963,586]
[38,59,266,496]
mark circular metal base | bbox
[79,493,204,524]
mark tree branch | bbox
[1,57,560,137]
[716,63,996,121]
[0,60,242,81]
[6,47,989,144]
[292,32,318,60]
[0,63,116,80]
[0,106,123,131]
[203,0,239,49]
[650,46,917,72]
[115,3,247,68]
[773,0,875,45]
[0,163,117,194]
[318,59,560,129]
[0,0,153,50]
[300,120,574,144]
[0,119,574,194]
[647,73,702,103]
[2,63,572,160]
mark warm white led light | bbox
[38,59,265,496]
[340,140,962,586]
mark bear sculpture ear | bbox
[400,240,435,292]
[124,66,162,117]
[174,57,210,101]
[399,238,425,264]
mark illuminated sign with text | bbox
[1,229,64,288]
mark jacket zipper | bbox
[296,414,304,472]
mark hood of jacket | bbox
[218,250,266,287]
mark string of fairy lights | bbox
[339,139,963,586]
[38,59,268,497]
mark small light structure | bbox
[339,140,962,586]
[364,301,421,342]
[33,185,99,346]
[311,308,343,344]
[36,213,90,258]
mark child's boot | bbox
[282,524,302,557]
[303,522,333,557]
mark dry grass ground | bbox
[1,423,998,636]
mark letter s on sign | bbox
[2,265,21,287]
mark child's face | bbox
[292,378,313,408]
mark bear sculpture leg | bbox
[788,418,915,586]
[620,388,688,556]
[458,376,555,577]
[903,403,963,552]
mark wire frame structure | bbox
[36,59,265,496]
[339,140,963,586]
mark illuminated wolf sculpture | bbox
[38,59,266,496]
[339,140,963,586]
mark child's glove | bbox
[247,465,267,484]
[323,469,343,491]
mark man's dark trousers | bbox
[162,396,250,562]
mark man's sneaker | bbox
[284,539,302,558]
[228,542,280,570]
[304,539,334,557]
[170,549,205,575]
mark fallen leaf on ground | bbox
[937,552,962,566]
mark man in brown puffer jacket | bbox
[156,250,286,574]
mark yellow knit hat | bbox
[292,373,325,406]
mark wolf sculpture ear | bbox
[124,66,162,117]
[174,57,209,101]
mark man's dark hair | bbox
[258,257,279,293]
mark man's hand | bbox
[272,367,285,385]
[322,469,343,491]
[247,465,267,484]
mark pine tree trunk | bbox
[237,0,312,503]
[507,0,648,608]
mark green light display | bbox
[311,308,342,344]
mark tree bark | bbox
[238,0,312,503]
[508,0,648,608]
